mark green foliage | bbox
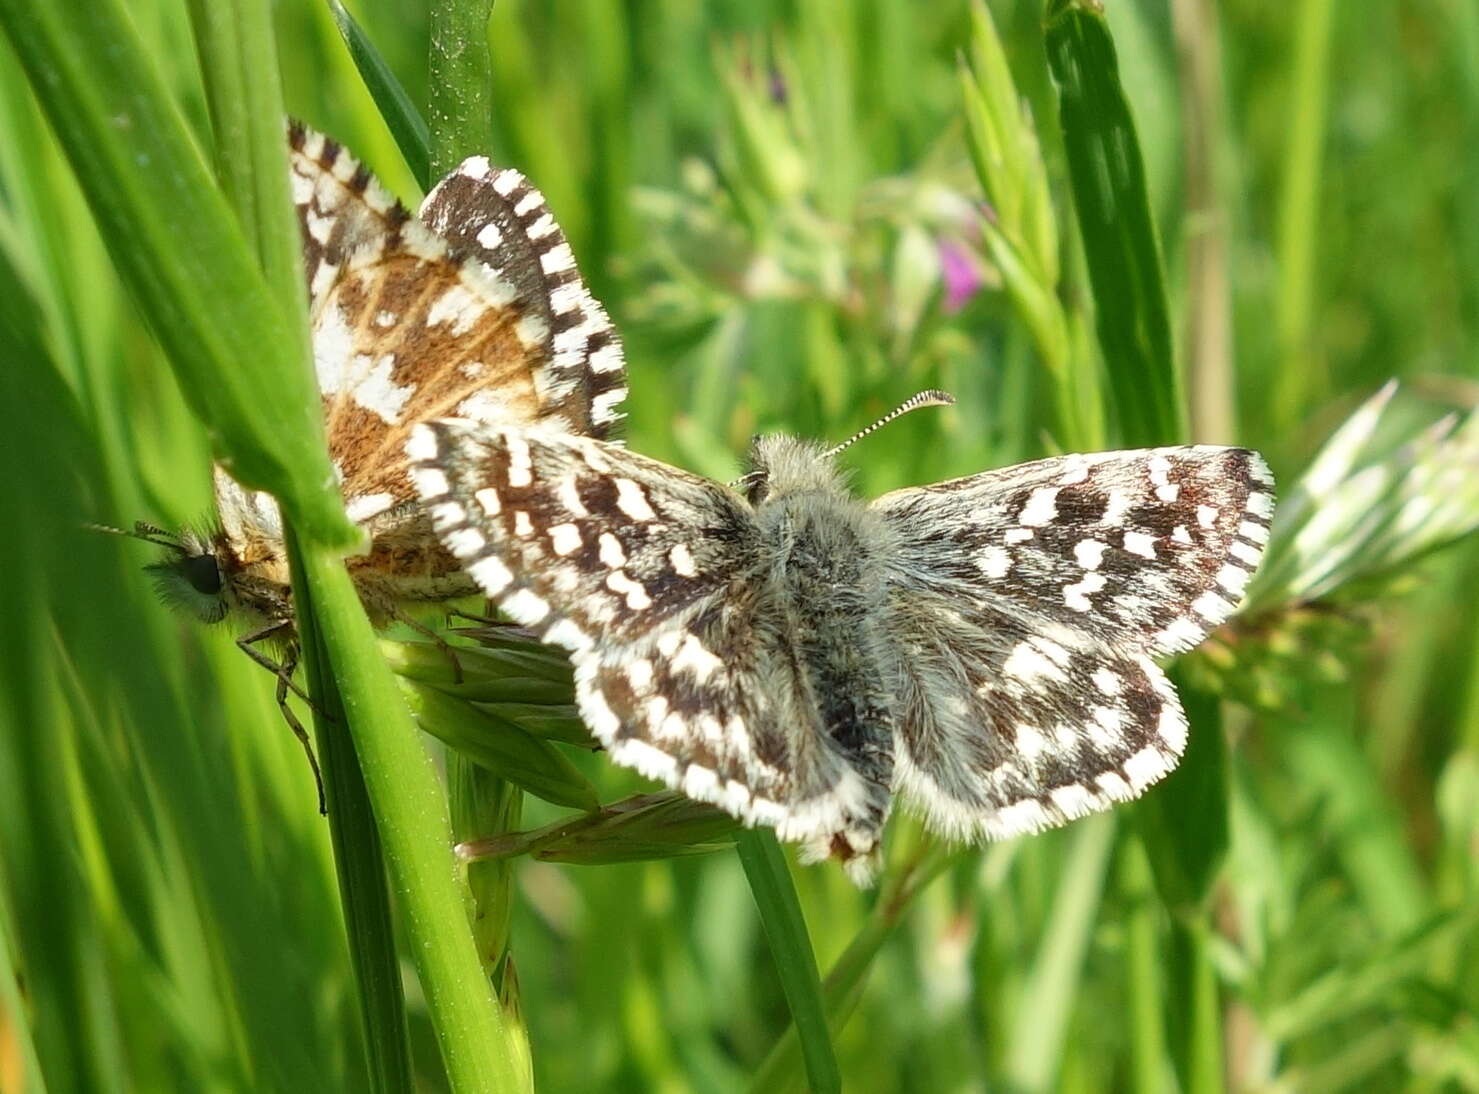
[2,1,1477,1091]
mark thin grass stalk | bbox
[288,534,416,1093]
[1004,815,1116,1091]
[424,4,534,1074]
[1272,0,1336,431]
[327,0,431,189]
[1120,839,1169,1093]
[1171,0,1235,443]
[299,547,524,1091]
[736,829,841,1094]
[184,7,416,1085]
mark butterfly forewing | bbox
[408,421,889,858]
[289,122,410,305]
[873,445,1273,839]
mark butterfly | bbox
[407,394,1274,882]
[106,123,626,807]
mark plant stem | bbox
[301,547,525,1092]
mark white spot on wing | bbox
[1237,520,1269,544]
[672,634,723,682]
[346,492,395,523]
[1063,572,1106,612]
[469,555,512,594]
[1228,540,1261,566]
[1074,540,1107,570]
[669,543,697,577]
[614,478,656,521]
[605,570,651,610]
[502,588,550,623]
[1215,563,1252,598]
[412,467,449,499]
[1002,639,1071,683]
[1017,487,1059,527]
[1124,746,1172,790]
[598,533,626,568]
[1192,590,1233,622]
[979,545,1011,578]
[444,527,485,555]
[548,523,581,555]
[1123,531,1157,559]
[425,284,488,335]
[505,434,532,487]
[351,354,413,424]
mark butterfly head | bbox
[146,534,230,624]
[90,521,232,624]
[739,436,841,505]
[736,390,956,505]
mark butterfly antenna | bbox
[821,390,955,460]
[85,521,189,553]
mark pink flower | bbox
[938,239,983,313]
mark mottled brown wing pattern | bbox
[873,446,1274,657]
[419,160,627,441]
[284,125,629,532]
[288,121,410,305]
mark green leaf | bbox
[326,0,431,190]
[1044,0,1184,447]
[403,681,599,811]
[0,0,357,548]
[736,830,840,1094]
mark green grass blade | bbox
[428,0,494,178]
[0,0,356,548]
[185,8,415,1086]
[1044,0,1184,447]
[1133,674,1229,910]
[300,546,527,1092]
[1006,815,1116,1091]
[736,830,840,1094]
[327,0,431,189]
[1271,0,1336,431]
[288,535,416,1094]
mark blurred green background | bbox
[2,0,1478,1090]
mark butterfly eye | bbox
[182,554,223,595]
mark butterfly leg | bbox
[445,606,542,645]
[393,608,465,684]
[236,623,328,815]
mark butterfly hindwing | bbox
[872,445,1272,839]
[419,160,627,440]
